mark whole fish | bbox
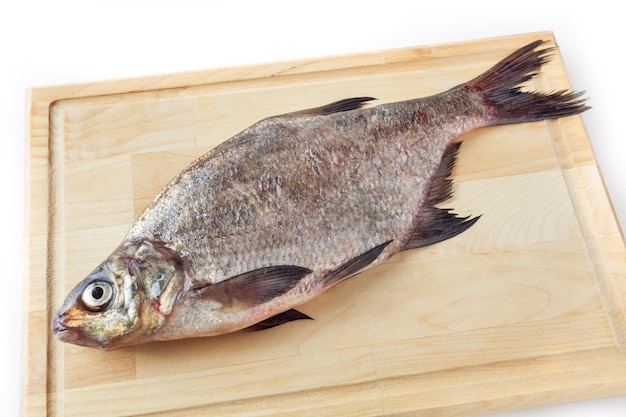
[53,40,588,350]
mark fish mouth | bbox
[51,315,80,344]
[52,315,67,336]
[52,315,106,349]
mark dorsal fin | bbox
[403,142,480,250]
[285,97,377,117]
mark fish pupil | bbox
[92,286,104,300]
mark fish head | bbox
[52,240,185,350]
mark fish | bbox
[52,40,589,350]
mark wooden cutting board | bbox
[22,32,626,417]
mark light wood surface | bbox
[22,32,626,416]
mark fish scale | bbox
[146,110,427,280]
[53,40,589,349]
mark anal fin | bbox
[404,141,480,250]
[404,207,480,250]
[245,309,313,332]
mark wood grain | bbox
[22,32,626,416]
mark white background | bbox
[2,1,625,416]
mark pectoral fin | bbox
[245,309,313,332]
[193,265,312,307]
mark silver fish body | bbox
[53,41,588,350]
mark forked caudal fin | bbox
[466,40,589,125]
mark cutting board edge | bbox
[25,31,557,105]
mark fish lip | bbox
[51,314,67,336]
[51,315,82,345]
[51,314,104,349]
[52,317,67,337]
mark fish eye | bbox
[81,281,114,311]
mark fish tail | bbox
[467,40,589,125]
